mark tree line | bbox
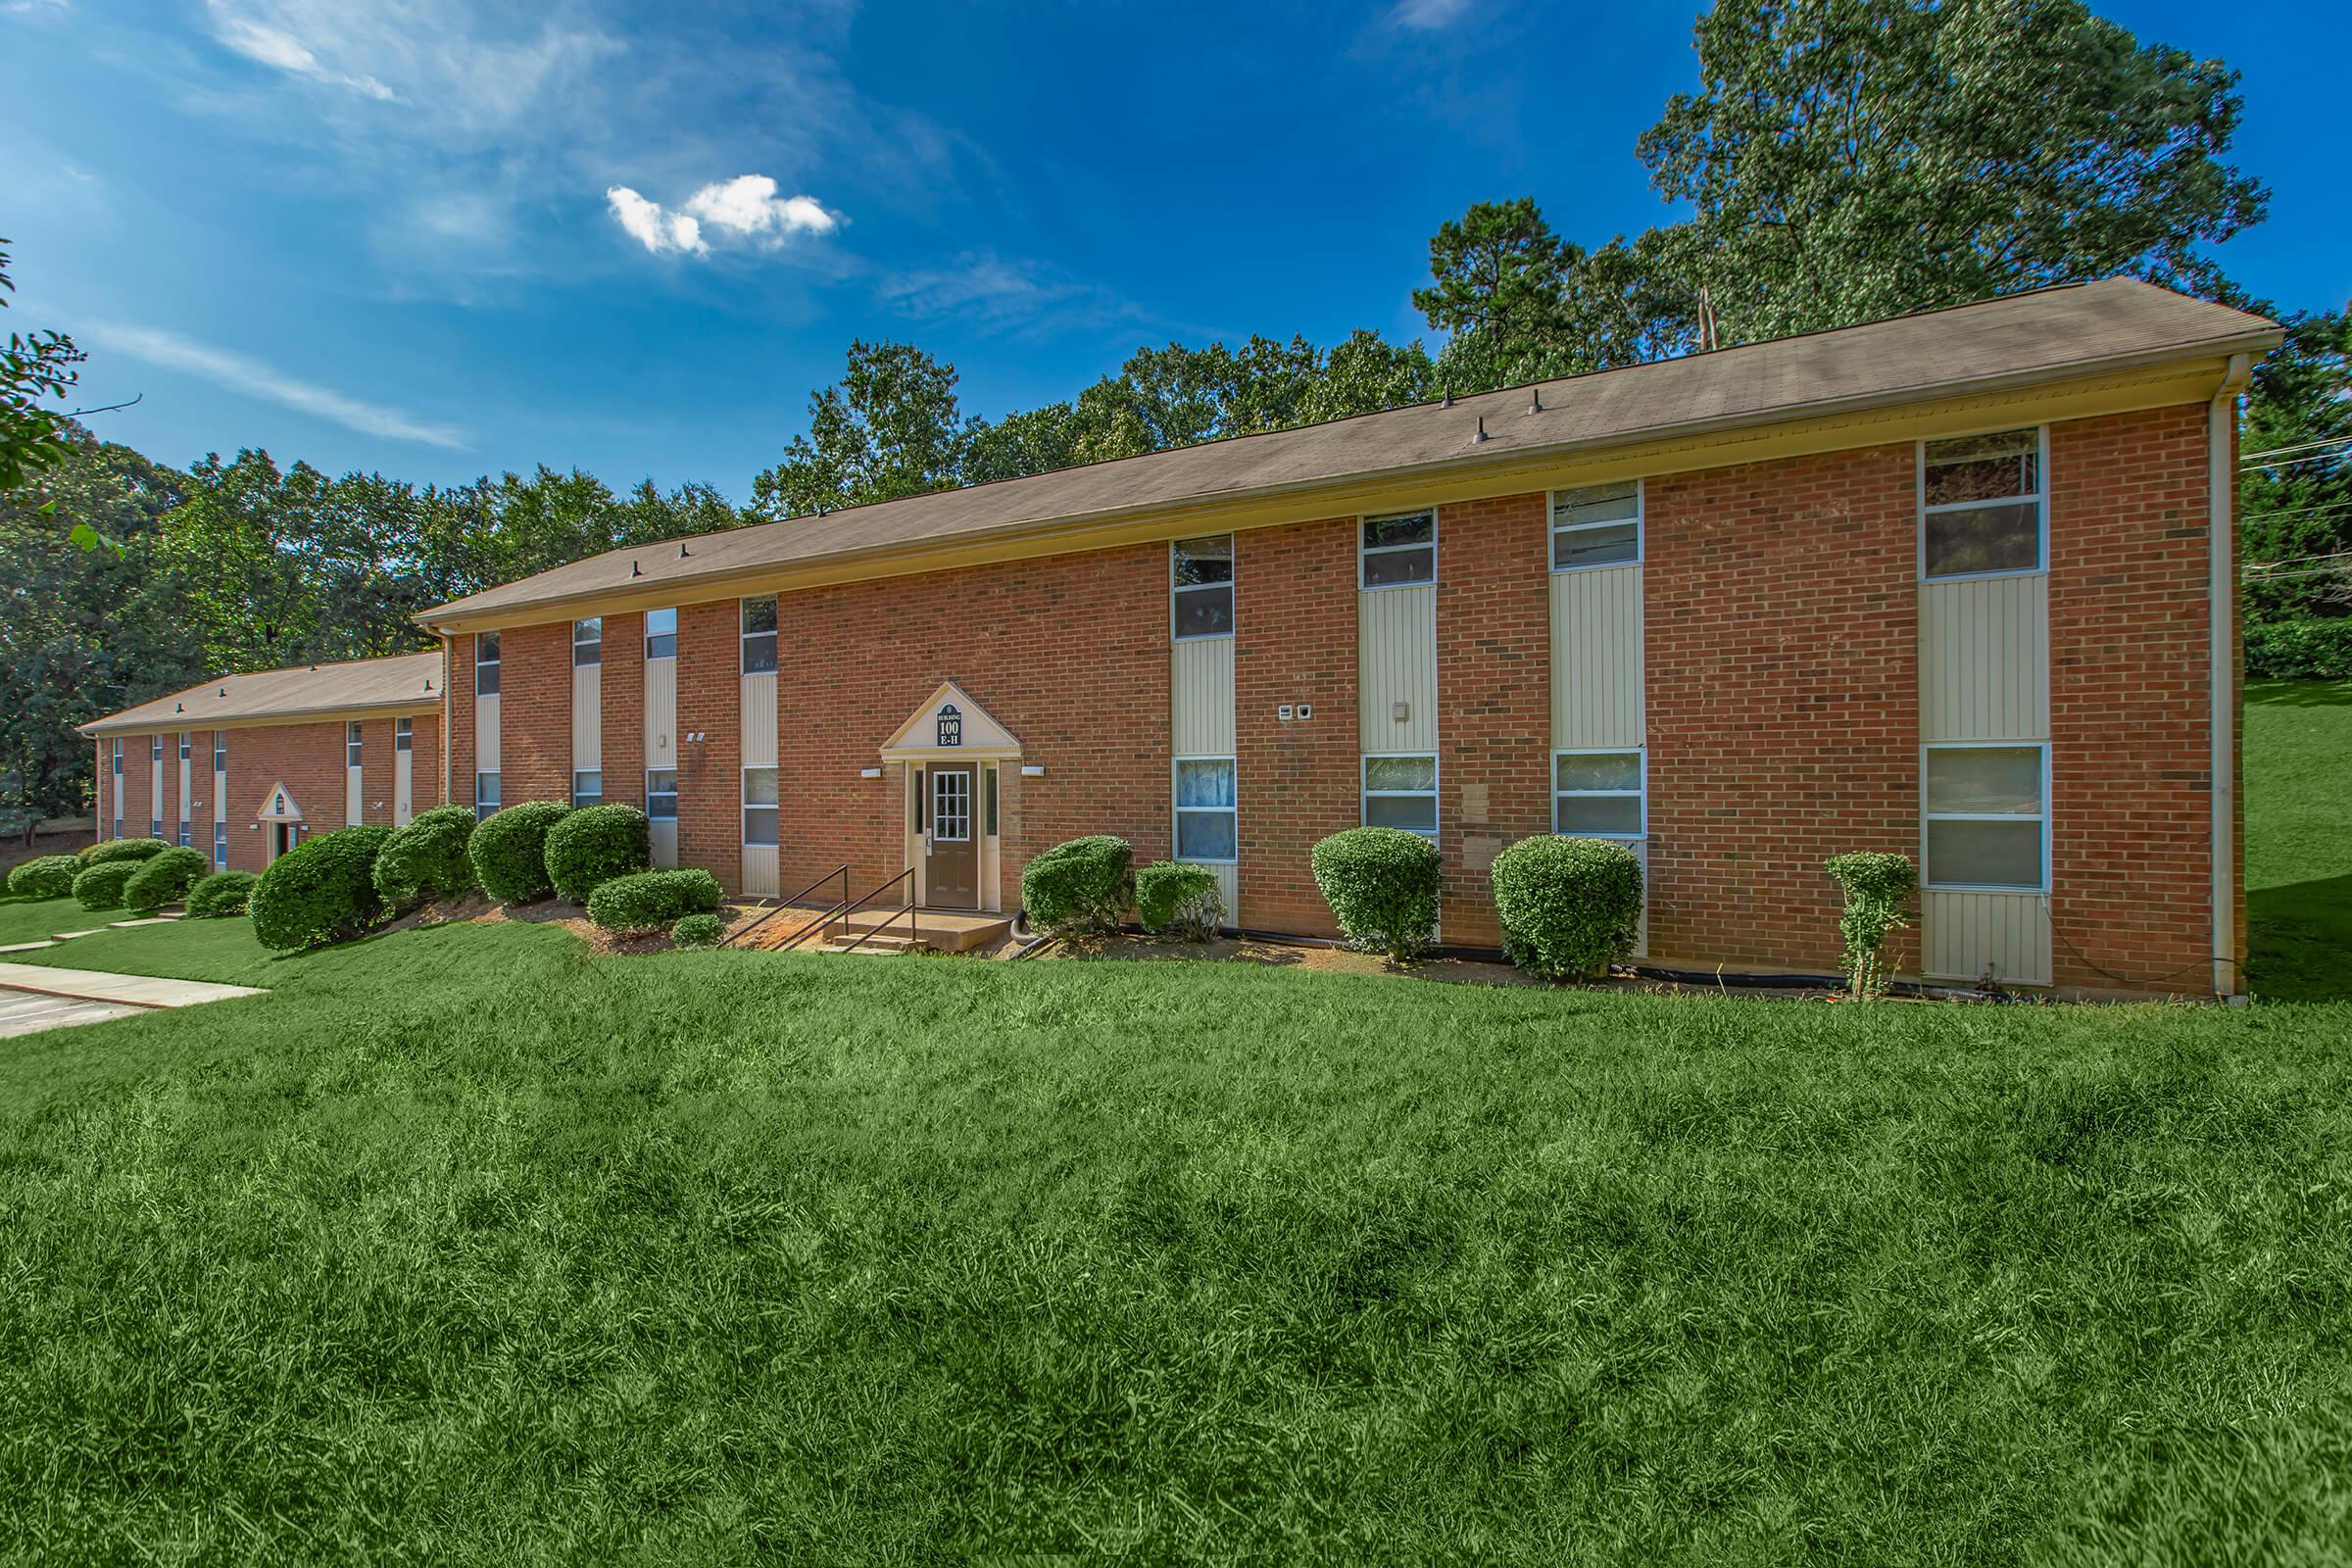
[3,0,2345,826]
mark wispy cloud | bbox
[82,320,467,449]
[607,175,838,259]
[876,251,1152,338]
[211,12,396,100]
[1389,0,1474,26]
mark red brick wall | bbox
[213,720,348,872]
[675,601,742,888]
[498,621,572,808]
[1437,493,1553,948]
[1643,445,1923,973]
[2047,404,2215,994]
[602,612,647,808]
[1235,517,1359,937]
[408,712,443,818]
[447,635,478,810]
[123,735,154,840]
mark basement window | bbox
[1171,536,1235,639]
[743,766,779,847]
[475,772,501,821]
[1551,481,1642,570]
[1553,751,1645,838]
[1174,758,1238,862]
[475,632,501,697]
[742,597,778,675]
[572,770,603,808]
[1922,427,2045,579]
[1362,754,1438,836]
[1925,744,2047,892]
[645,607,677,662]
[646,769,677,821]
[572,617,603,667]
[1360,510,1436,588]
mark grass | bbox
[2246,679,2352,1000]
[0,685,2340,1563]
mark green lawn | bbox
[2246,679,2352,1000]
[0,690,2343,1563]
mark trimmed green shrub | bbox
[467,801,569,904]
[185,869,259,918]
[1824,852,1917,1000]
[671,911,725,949]
[1135,861,1224,941]
[122,845,209,912]
[7,855,79,899]
[545,803,652,904]
[372,805,478,909]
[249,824,394,952]
[587,868,723,936]
[1491,835,1644,981]
[2246,616,2352,680]
[72,860,138,911]
[80,837,169,866]
[1020,836,1133,936]
[1311,827,1441,961]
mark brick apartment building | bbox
[84,279,2280,998]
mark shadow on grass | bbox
[2246,679,2352,710]
[2250,873,2352,1002]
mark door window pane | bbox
[932,771,970,841]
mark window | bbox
[1924,745,2047,891]
[1360,510,1436,588]
[475,772,501,821]
[1171,535,1234,639]
[214,821,227,869]
[645,607,677,661]
[572,770,603,808]
[178,732,191,762]
[475,632,501,697]
[1553,751,1645,838]
[1362,754,1438,835]
[1922,427,2044,579]
[112,741,122,778]
[931,769,971,842]
[1174,758,1238,861]
[985,765,998,837]
[395,717,413,753]
[1551,481,1642,570]
[150,736,162,762]
[177,823,191,848]
[911,769,924,832]
[743,766,779,847]
[741,596,777,675]
[572,616,602,666]
[646,769,677,821]
[213,731,226,772]
[346,721,363,768]
[150,817,162,840]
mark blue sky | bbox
[4,0,2345,499]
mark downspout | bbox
[2210,352,2253,1001]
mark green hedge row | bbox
[587,868,723,936]
[186,870,259,918]
[122,846,210,913]
[250,825,393,951]
[7,855,78,899]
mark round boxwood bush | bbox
[1310,826,1441,961]
[1020,836,1133,935]
[1134,860,1224,941]
[373,804,479,909]
[72,860,139,911]
[1490,835,1644,981]
[586,868,723,936]
[80,837,169,867]
[122,845,210,912]
[467,801,569,904]
[545,803,652,904]
[7,855,79,899]
[249,823,394,952]
[671,911,725,949]
[185,869,259,918]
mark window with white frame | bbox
[151,736,162,762]
[1922,427,2044,579]
[214,821,227,869]
[572,770,603,808]
[646,769,677,821]
[475,772,501,821]
[1553,751,1645,837]
[1362,754,1438,835]
[395,717,412,753]
[645,607,677,661]
[1924,744,2047,891]
[1551,481,1642,570]
[475,631,501,697]
[177,822,191,847]
[1174,758,1238,861]
[743,766,779,846]
[1360,510,1436,587]
[1171,536,1234,639]
[742,597,778,675]
[112,741,122,779]
[346,721,364,768]
[213,730,226,771]
[151,815,161,839]
[572,616,602,666]
[111,742,122,836]
[178,732,191,761]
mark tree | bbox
[2239,310,2352,628]
[0,238,88,497]
[749,341,965,519]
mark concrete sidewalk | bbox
[0,961,266,1017]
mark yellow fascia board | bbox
[79,699,444,740]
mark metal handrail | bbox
[833,866,918,955]
[722,864,849,950]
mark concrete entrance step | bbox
[829,908,1012,954]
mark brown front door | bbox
[924,765,978,908]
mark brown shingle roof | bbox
[80,651,444,737]
[423,277,2277,627]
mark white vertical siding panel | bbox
[214,763,225,827]
[741,845,779,899]
[1358,585,1439,753]
[1923,891,2053,987]
[474,693,501,773]
[645,657,677,777]
[395,751,413,826]
[741,671,778,767]
[1549,564,1646,750]
[1170,638,1237,757]
[1202,862,1239,930]
[1921,576,2047,741]
[179,754,192,833]
[346,763,362,826]
[571,664,602,772]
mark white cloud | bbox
[212,12,397,100]
[1390,0,1473,27]
[607,175,835,260]
[81,320,467,449]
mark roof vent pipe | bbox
[1528,389,1543,416]
[1441,389,1453,409]
[630,561,642,578]
[678,543,690,558]
[1473,416,1488,445]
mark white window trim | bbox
[395,717,413,753]
[742,767,780,847]
[475,633,501,696]
[474,771,501,820]
[571,770,603,808]
[213,731,226,772]
[572,617,603,665]
[213,821,228,868]
[646,608,678,661]
[645,768,678,821]
[1548,480,1644,573]
[1171,755,1239,865]
[1360,751,1441,838]
[1358,508,1439,591]
[1551,748,1648,839]
[178,732,191,761]
[346,721,364,768]
[1921,741,2052,894]
[1917,424,2049,583]
[1169,536,1236,642]
[741,597,779,676]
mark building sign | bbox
[937,704,962,747]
